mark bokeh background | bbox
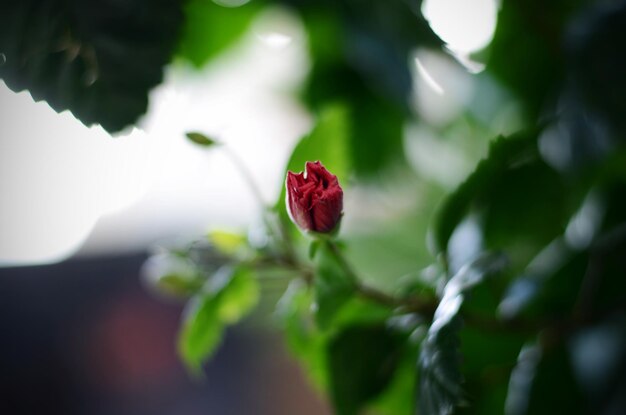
[2,0,626,414]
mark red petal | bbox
[305,161,338,188]
[286,171,314,231]
[310,184,343,233]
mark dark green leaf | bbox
[0,0,183,132]
[370,343,420,415]
[434,128,579,271]
[178,266,259,371]
[456,327,528,415]
[277,280,329,388]
[303,49,406,176]
[486,0,580,120]
[185,131,219,147]
[434,130,539,255]
[291,0,442,175]
[506,342,586,415]
[419,254,507,415]
[314,242,356,329]
[177,0,264,68]
[568,316,626,411]
[328,324,407,415]
[567,2,626,136]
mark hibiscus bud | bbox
[286,161,344,234]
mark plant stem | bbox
[323,239,438,317]
[222,145,267,207]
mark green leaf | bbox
[434,130,539,255]
[309,240,321,260]
[207,229,248,257]
[370,343,420,415]
[303,48,405,177]
[142,253,204,298]
[277,280,329,388]
[419,254,508,415]
[568,3,626,136]
[178,266,259,371]
[486,0,579,120]
[314,242,356,329]
[186,131,219,147]
[434,128,578,271]
[456,326,528,415]
[502,243,587,320]
[506,342,585,415]
[0,0,184,132]
[217,267,259,323]
[327,324,407,415]
[177,0,263,68]
[293,0,443,175]
[178,289,224,372]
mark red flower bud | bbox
[286,161,344,234]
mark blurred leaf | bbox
[0,0,183,132]
[179,290,224,373]
[314,242,356,329]
[569,315,626,411]
[486,0,580,120]
[342,0,442,98]
[435,130,539,255]
[327,324,407,415]
[506,342,586,415]
[217,267,259,323]
[142,253,204,298]
[457,327,528,415]
[526,248,588,319]
[277,280,329,388]
[303,48,405,176]
[419,254,507,415]
[277,280,405,410]
[434,128,578,270]
[331,296,393,329]
[290,0,442,175]
[567,2,626,136]
[186,131,219,147]
[177,0,264,68]
[186,239,234,276]
[371,343,420,415]
[208,229,248,256]
[309,240,321,260]
[178,266,259,371]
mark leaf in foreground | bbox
[0,0,184,132]
[419,254,507,415]
[328,324,406,415]
[178,267,259,372]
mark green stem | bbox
[222,146,267,207]
[323,239,438,317]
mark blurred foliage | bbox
[5,0,626,414]
[285,0,442,175]
[178,265,259,371]
[177,0,265,67]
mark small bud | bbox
[286,161,343,234]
